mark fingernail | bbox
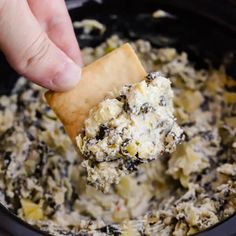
[52,60,81,91]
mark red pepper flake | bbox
[115,204,121,212]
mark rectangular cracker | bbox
[45,43,146,141]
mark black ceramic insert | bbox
[0,0,235,235]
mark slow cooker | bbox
[0,0,235,235]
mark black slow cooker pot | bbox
[0,0,235,235]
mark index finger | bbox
[27,0,83,66]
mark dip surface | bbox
[0,36,235,236]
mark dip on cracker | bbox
[46,44,183,191]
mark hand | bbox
[0,0,82,91]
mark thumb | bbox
[0,0,81,91]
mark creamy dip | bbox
[76,72,183,191]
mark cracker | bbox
[45,43,146,141]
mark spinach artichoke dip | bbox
[77,72,183,192]
[0,35,236,236]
